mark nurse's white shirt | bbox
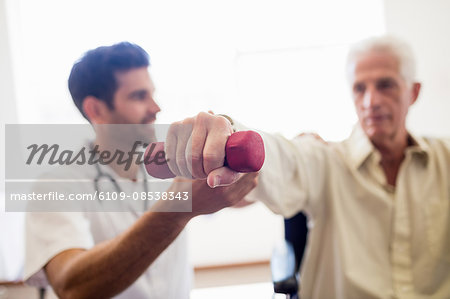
[24,161,192,299]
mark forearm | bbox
[232,120,304,216]
[251,132,303,213]
[48,211,191,299]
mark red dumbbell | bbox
[144,131,265,179]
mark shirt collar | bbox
[406,133,430,165]
[87,141,146,181]
[347,124,430,170]
[347,125,374,170]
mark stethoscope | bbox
[93,155,149,211]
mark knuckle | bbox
[196,112,210,123]
[169,121,182,132]
[181,116,194,126]
[215,115,231,128]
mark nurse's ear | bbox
[83,96,112,124]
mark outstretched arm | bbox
[45,173,257,299]
[164,112,330,218]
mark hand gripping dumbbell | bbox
[144,131,265,179]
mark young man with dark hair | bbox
[24,42,257,299]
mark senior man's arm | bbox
[164,112,330,218]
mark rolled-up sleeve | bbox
[24,211,94,287]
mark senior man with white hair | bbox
[164,35,450,299]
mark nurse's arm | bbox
[44,173,257,299]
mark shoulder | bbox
[291,134,345,170]
[417,137,450,185]
[420,136,450,156]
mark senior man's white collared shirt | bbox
[248,124,450,299]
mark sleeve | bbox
[236,122,331,219]
[21,163,98,287]
[24,211,94,287]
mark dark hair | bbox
[68,42,150,119]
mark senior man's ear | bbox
[410,82,422,106]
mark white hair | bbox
[346,35,417,85]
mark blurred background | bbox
[1,0,449,297]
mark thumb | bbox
[207,167,242,188]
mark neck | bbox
[371,132,410,187]
[94,136,141,181]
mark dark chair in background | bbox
[271,212,309,299]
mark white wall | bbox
[0,0,25,282]
[384,0,450,137]
[0,0,18,178]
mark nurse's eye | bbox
[129,90,148,101]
